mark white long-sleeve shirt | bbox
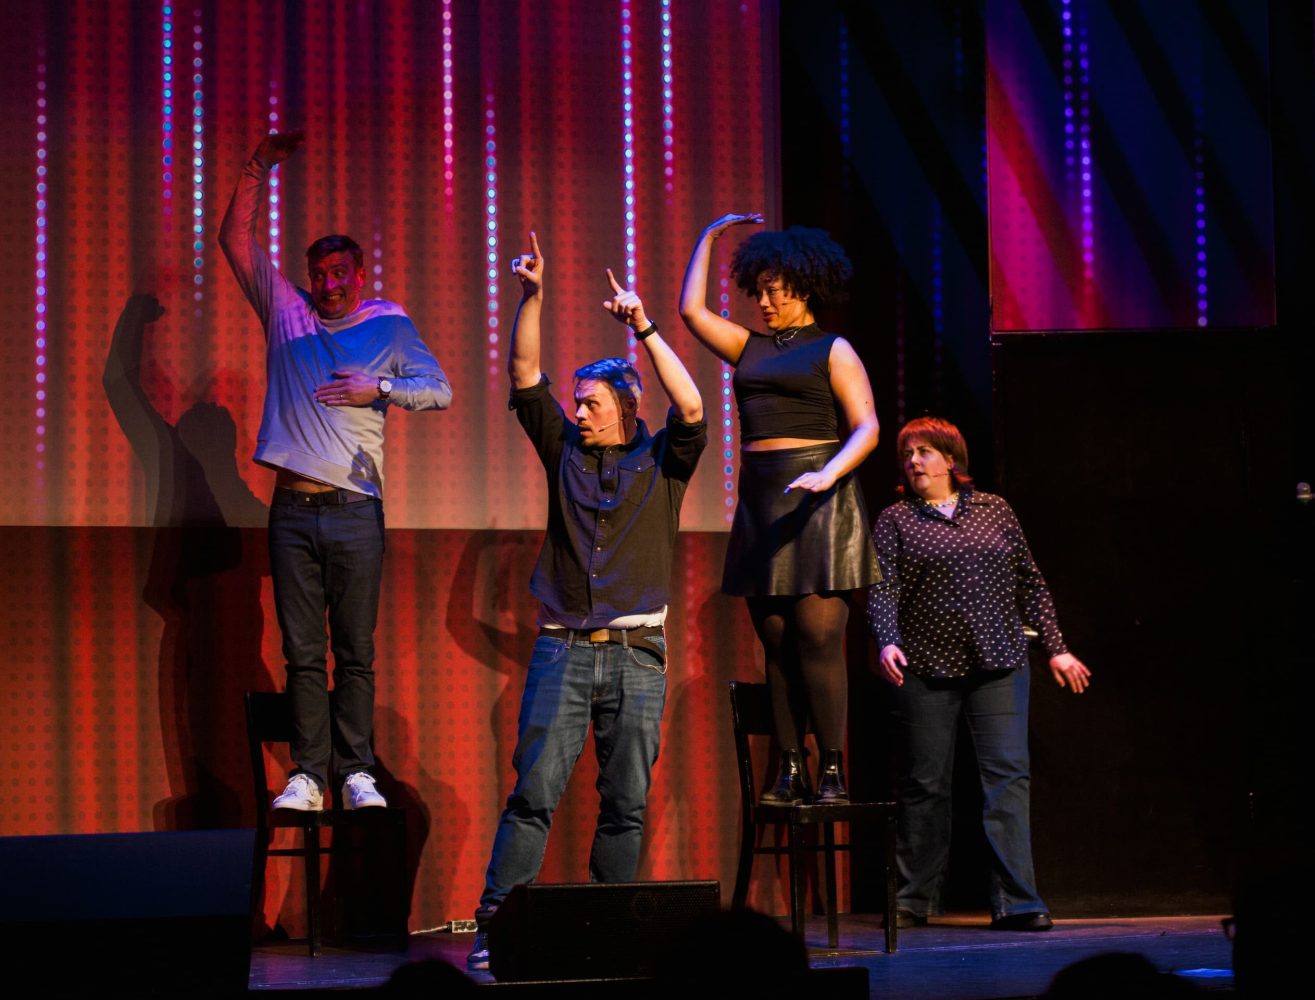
[219,157,452,498]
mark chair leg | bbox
[823,822,839,948]
[304,824,322,957]
[788,816,805,940]
[884,811,898,954]
[732,818,757,911]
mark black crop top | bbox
[732,325,840,442]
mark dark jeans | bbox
[891,664,1046,920]
[476,632,668,923]
[268,491,385,790]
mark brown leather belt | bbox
[539,625,666,664]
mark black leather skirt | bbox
[722,442,881,597]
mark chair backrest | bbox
[727,681,776,815]
[245,690,295,823]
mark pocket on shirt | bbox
[616,454,657,507]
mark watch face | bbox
[379,378,393,394]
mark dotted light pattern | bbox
[161,5,175,228]
[267,78,281,270]
[1060,0,1095,302]
[620,0,638,363]
[442,0,455,207]
[719,268,734,518]
[189,11,205,310]
[35,47,49,476]
[484,92,500,379]
[659,0,674,194]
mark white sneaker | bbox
[342,772,386,809]
[271,774,324,811]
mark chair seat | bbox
[729,681,899,953]
[246,691,409,956]
[268,806,406,830]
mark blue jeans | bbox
[476,633,668,923]
[268,493,385,789]
[891,664,1046,920]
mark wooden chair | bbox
[244,690,408,956]
[728,680,899,952]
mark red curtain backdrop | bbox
[0,0,776,529]
[3,525,832,933]
[0,1,853,934]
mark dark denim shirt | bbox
[511,376,707,628]
[866,489,1068,679]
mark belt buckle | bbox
[588,628,611,644]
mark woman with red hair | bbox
[868,416,1090,931]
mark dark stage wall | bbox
[781,0,1309,917]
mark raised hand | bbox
[602,268,649,331]
[511,230,544,298]
[703,212,765,239]
[255,130,306,168]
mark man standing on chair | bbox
[220,130,452,812]
[467,232,706,970]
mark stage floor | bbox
[249,913,1234,996]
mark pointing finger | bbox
[605,268,624,294]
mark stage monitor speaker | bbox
[488,880,720,982]
[0,828,256,995]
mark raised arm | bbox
[785,338,879,493]
[677,213,763,365]
[218,131,305,322]
[507,230,545,389]
[603,269,702,424]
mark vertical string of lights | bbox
[659,0,674,195]
[484,92,500,379]
[619,0,638,364]
[267,76,282,270]
[1061,0,1095,312]
[719,270,735,521]
[371,225,384,295]
[189,10,206,315]
[442,0,455,210]
[161,5,175,234]
[1192,75,1208,327]
[35,43,49,481]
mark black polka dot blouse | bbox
[866,488,1068,679]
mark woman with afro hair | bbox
[679,214,880,804]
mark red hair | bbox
[895,416,974,494]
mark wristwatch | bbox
[377,377,393,401]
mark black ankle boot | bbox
[761,749,811,805]
[815,749,849,804]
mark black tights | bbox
[747,593,850,751]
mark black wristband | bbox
[634,322,658,341]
